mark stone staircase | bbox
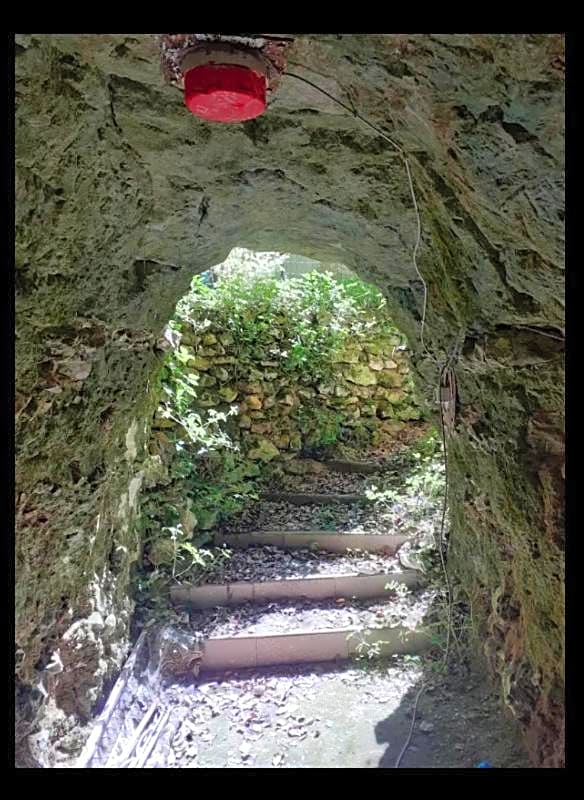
[170,460,433,673]
[77,453,438,768]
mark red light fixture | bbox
[183,63,267,123]
[159,35,293,124]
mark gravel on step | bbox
[222,497,441,536]
[269,470,393,496]
[188,590,436,638]
[200,546,402,584]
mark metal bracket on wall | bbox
[158,34,294,100]
[440,366,457,436]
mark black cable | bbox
[514,325,564,343]
[396,362,453,769]
[284,70,405,157]
[395,683,426,768]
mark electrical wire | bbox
[394,683,426,769]
[437,365,454,669]
[284,70,432,360]
[394,371,454,769]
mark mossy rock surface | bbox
[344,364,378,386]
[15,33,564,768]
[247,439,280,461]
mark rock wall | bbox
[15,34,564,766]
[154,315,421,462]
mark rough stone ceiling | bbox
[16,33,564,341]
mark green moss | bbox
[448,355,564,699]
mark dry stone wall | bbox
[152,311,422,463]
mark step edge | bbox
[199,624,432,669]
[216,531,409,538]
[204,623,423,642]
[171,569,421,593]
[214,531,410,551]
[207,625,359,642]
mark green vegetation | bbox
[176,271,400,383]
[365,427,444,508]
[136,271,422,602]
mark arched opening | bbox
[71,247,523,769]
[137,247,433,592]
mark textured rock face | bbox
[153,315,421,461]
[15,34,564,766]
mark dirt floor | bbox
[148,657,530,768]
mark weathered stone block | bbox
[218,387,238,403]
[344,364,377,386]
[386,389,406,404]
[191,356,211,370]
[247,439,280,461]
[377,370,403,388]
[241,382,263,395]
[198,393,219,408]
[332,349,359,364]
[251,422,272,435]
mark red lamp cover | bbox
[183,64,267,123]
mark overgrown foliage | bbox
[176,271,402,382]
[136,271,422,602]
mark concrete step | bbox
[215,530,409,554]
[262,491,369,505]
[199,625,431,671]
[171,569,422,609]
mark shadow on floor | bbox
[192,658,530,768]
[374,669,531,769]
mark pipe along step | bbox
[171,570,423,609]
[198,625,431,671]
[261,491,370,505]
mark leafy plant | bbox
[297,406,346,448]
[385,580,411,600]
[316,508,338,530]
[138,266,422,601]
